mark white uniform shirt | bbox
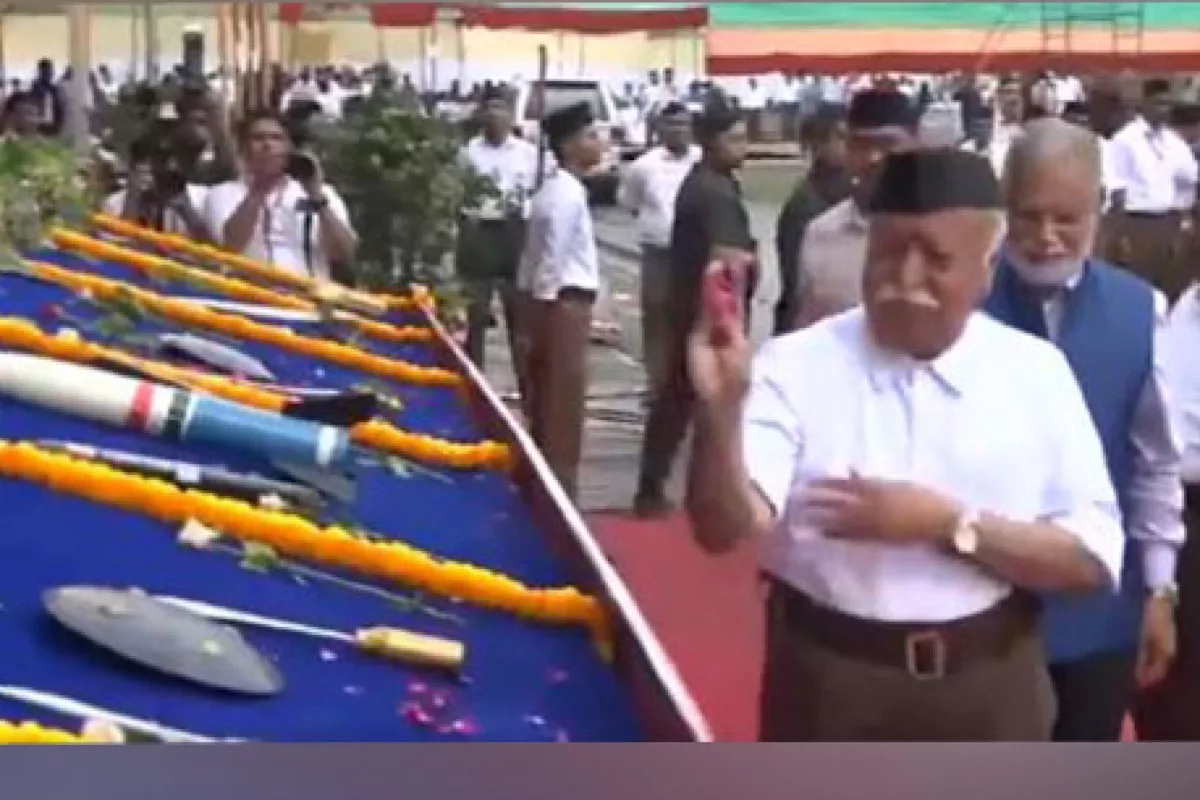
[460,134,542,220]
[1165,285,1200,484]
[986,122,1024,177]
[1109,116,1199,213]
[518,168,598,301]
[101,184,209,237]
[618,144,701,247]
[743,309,1125,622]
[203,177,354,281]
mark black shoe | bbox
[632,490,674,520]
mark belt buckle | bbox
[904,630,947,681]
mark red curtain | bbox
[369,3,439,28]
[458,5,708,34]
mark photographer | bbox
[102,138,212,240]
[203,110,357,283]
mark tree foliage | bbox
[0,137,94,259]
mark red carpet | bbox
[589,510,1137,742]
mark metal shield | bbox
[44,586,284,696]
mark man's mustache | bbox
[872,285,940,309]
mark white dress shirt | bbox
[1109,116,1199,213]
[743,309,1125,622]
[203,177,354,281]
[518,167,598,301]
[1032,275,1184,589]
[460,134,543,220]
[1165,284,1200,484]
[101,184,209,237]
[618,144,701,247]
[986,122,1024,177]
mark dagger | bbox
[156,596,465,673]
[0,685,240,744]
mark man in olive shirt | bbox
[634,95,755,519]
[773,103,852,335]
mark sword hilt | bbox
[354,627,465,672]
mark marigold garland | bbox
[0,721,100,744]
[25,260,463,389]
[89,214,432,313]
[0,317,513,471]
[0,442,610,643]
[52,229,435,347]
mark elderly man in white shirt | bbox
[686,148,1124,741]
[204,110,358,284]
[1108,78,1199,301]
[518,102,604,501]
[618,101,700,393]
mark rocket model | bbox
[0,353,350,468]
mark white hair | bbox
[1001,117,1103,201]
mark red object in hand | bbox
[703,256,752,346]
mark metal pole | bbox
[143,2,157,80]
[67,4,90,155]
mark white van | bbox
[512,78,623,204]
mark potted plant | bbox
[0,137,95,260]
[321,95,497,323]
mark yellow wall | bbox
[0,7,704,82]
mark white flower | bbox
[177,518,220,550]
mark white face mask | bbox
[1004,246,1084,288]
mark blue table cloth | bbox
[0,247,644,742]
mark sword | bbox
[156,596,465,673]
[0,685,240,744]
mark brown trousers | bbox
[1102,212,1192,303]
[639,245,673,397]
[759,588,1055,742]
[1133,485,1200,740]
[521,288,594,501]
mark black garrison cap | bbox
[479,82,507,105]
[847,89,917,131]
[866,148,1002,214]
[693,90,742,140]
[1172,102,1200,127]
[543,101,593,145]
[1144,78,1172,97]
[1062,101,1090,117]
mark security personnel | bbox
[687,148,1125,741]
[457,84,541,369]
[787,90,918,331]
[518,102,604,501]
[633,94,754,519]
[773,102,852,336]
[985,119,1184,741]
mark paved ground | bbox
[482,164,799,512]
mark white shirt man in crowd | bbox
[204,110,358,283]
[685,148,1124,741]
[102,138,210,241]
[618,101,700,393]
[456,84,542,369]
[1107,78,1199,301]
[518,101,603,501]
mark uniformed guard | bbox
[633,93,754,519]
[518,102,603,501]
[686,148,1126,742]
[984,118,1184,741]
[787,89,918,331]
[456,84,541,369]
[773,102,852,336]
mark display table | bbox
[0,231,708,743]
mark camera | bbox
[287,152,318,183]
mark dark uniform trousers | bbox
[1134,484,1200,740]
[1100,211,1191,303]
[455,215,527,370]
[639,245,673,396]
[521,287,595,502]
[759,582,1055,741]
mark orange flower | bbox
[0,442,609,643]
[25,261,462,389]
[88,214,432,313]
[52,229,435,346]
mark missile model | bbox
[0,352,350,468]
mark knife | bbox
[156,596,465,673]
[0,685,238,744]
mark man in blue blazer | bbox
[982,118,1186,741]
